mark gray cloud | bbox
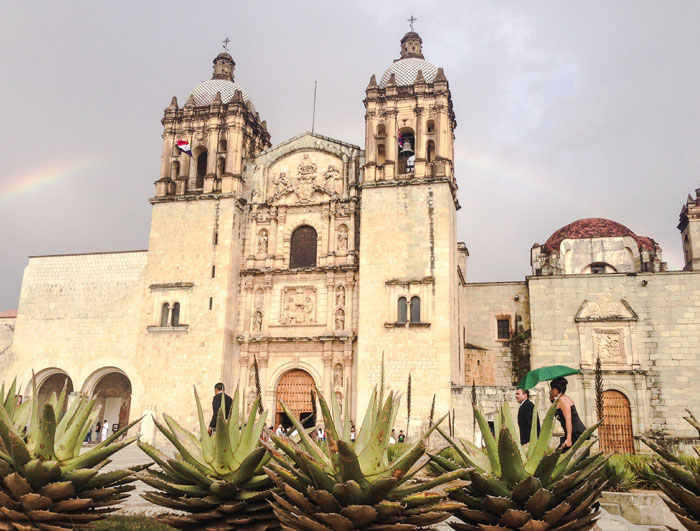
[1,1,698,309]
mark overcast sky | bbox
[1,1,699,310]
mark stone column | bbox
[366,111,376,164]
[386,110,397,165]
[580,375,592,427]
[160,133,174,179]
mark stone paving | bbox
[101,445,635,530]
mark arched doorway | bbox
[600,390,635,454]
[90,372,132,436]
[37,372,73,414]
[276,369,315,430]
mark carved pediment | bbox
[267,152,344,205]
[575,295,637,322]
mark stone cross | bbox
[222,37,231,52]
[408,15,417,31]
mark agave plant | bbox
[642,409,700,530]
[137,387,279,530]
[430,399,607,531]
[0,376,142,530]
[263,387,466,530]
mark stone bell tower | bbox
[133,51,271,432]
[678,187,700,271]
[356,31,460,435]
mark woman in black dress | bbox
[549,377,586,451]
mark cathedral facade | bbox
[2,32,700,451]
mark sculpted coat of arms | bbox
[280,287,316,325]
[268,154,343,203]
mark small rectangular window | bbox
[213,231,218,245]
[211,265,216,278]
[497,318,510,340]
[209,297,213,310]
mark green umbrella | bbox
[517,365,581,390]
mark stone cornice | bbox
[241,264,359,276]
[149,192,246,206]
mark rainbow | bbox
[0,159,96,204]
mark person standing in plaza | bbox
[549,377,585,451]
[94,422,101,442]
[101,420,109,442]
[208,382,233,435]
[515,388,540,445]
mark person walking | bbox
[515,388,540,445]
[349,424,356,442]
[208,383,233,435]
[549,377,586,451]
[398,430,405,443]
[101,420,109,442]
[94,422,101,443]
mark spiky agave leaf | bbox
[265,386,466,529]
[643,412,700,529]
[0,374,142,530]
[432,399,607,530]
[138,386,279,530]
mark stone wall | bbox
[1,251,146,399]
[463,282,530,386]
[528,270,700,444]
[0,315,16,376]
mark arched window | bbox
[377,144,386,165]
[426,119,435,133]
[171,161,180,180]
[218,139,227,152]
[426,140,435,163]
[171,302,180,327]
[397,297,408,324]
[290,226,318,269]
[196,149,208,188]
[410,296,421,323]
[160,303,170,327]
[376,124,386,138]
[216,156,225,177]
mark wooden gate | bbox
[276,370,315,429]
[600,390,635,454]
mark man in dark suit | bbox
[515,388,540,445]
[208,382,233,435]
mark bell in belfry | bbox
[400,140,414,156]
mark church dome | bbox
[378,30,440,87]
[379,58,439,87]
[543,218,656,254]
[189,79,256,112]
[188,52,257,112]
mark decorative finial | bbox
[222,37,231,53]
[408,15,417,31]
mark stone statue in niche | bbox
[252,311,263,332]
[248,366,256,387]
[336,225,349,251]
[281,287,316,325]
[257,229,268,254]
[333,364,343,388]
[594,331,623,360]
[324,164,342,194]
[254,288,264,309]
[336,285,346,307]
[335,308,345,330]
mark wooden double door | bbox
[599,390,635,454]
[276,369,316,430]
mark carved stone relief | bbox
[252,310,263,333]
[336,224,349,251]
[280,287,317,325]
[333,363,343,388]
[335,308,345,330]
[336,285,346,307]
[257,229,268,254]
[593,329,624,361]
[266,152,344,204]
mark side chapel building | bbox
[2,32,700,452]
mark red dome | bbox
[542,218,656,254]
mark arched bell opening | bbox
[398,127,415,174]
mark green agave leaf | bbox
[54,383,68,424]
[213,406,235,475]
[641,435,679,463]
[436,426,489,473]
[389,440,429,481]
[390,468,467,499]
[54,394,98,460]
[227,388,241,450]
[550,420,602,481]
[223,446,267,487]
[138,440,191,480]
[23,458,61,491]
[60,437,136,473]
[27,371,41,454]
[354,387,377,456]
[12,401,31,434]
[524,399,559,475]
[162,413,204,466]
[497,425,527,486]
[55,394,83,443]
[35,404,57,461]
[336,439,369,487]
[527,396,541,459]
[9,430,31,470]
[193,386,214,465]
[3,379,17,419]
[277,398,330,467]
[358,391,395,474]
[474,407,501,477]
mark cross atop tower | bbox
[222,37,231,53]
[407,15,417,31]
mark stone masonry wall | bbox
[463,282,530,386]
[528,270,700,440]
[1,251,147,396]
[0,316,15,375]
